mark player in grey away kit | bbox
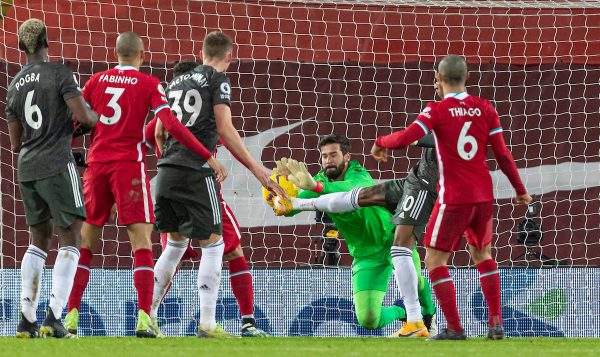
[5,19,98,338]
[152,31,284,337]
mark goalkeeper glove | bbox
[286,159,321,192]
[72,151,88,168]
[73,121,92,138]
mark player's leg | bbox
[193,174,228,337]
[387,180,437,336]
[66,163,113,334]
[465,201,504,339]
[385,180,425,334]
[32,165,86,338]
[221,201,268,337]
[279,183,387,214]
[17,180,54,338]
[352,259,406,330]
[113,161,156,337]
[424,203,470,340]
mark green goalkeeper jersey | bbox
[291,160,395,261]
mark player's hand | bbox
[515,193,533,205]
[206,157,228,183]
[275,157,292,176]
[73,121,92,138]
[252,164,288,198]
[109,204,118,224]
[72,151,88,168]
[370,143,388,162]
[286,159,317,191]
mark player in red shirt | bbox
[372,55,532,340]
[64,32,227,338]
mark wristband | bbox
[312,181,324,193]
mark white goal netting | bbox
[1,0,598,337]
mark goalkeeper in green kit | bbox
[275,134,436,336]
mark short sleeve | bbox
[210,72,231,107]
[149,77,170,114]
[486,100,503,136]
[57,64,82,101]
[413,102,437,134]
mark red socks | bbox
[229,256,254,318]
[68,247,93,311]
[477,259,502,327]
[429,266,463,333]
[133,248,154,315]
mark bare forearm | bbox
[218,123,259,171]
[8,120,23,152]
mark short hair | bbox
[173,61,200,77]
[202,31,233,60]
[318,134,351,154]
[438,55,468,85]
[116,32,143,58]
[18,19,48,55]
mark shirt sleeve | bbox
[374,102,437,149]
[413,102,437,134]
[210,72,231,107]
[149,77,170,114]
[57,64,82,101]
[487,100,503,136]
[81,74,95,107]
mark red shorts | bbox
[83,161,154,226]
[159,200,241,258]
[424,201,494,252]
[221,200,242,254]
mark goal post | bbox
[0,0,598,337]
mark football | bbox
[262,174,299,207]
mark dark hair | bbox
[173,61,200,77]
[202,31,233,60]
[437,55,468,85]
[318,134,351,154]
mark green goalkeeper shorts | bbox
[351,256,393,294]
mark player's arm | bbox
[6,116,23,152]
[218,137,249,169]
[284,158,373,194]
[154,106,227,182]
[66,96,98,128]
[414,133,435,148]
[61,67,98,129]
[372,104,435,162]
[215,104,285,196]
[487,108,531,205]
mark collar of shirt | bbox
[115,65,138,71]
[444,92,469,100]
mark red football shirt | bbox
[83,65,169,164]
[414,92,503,204]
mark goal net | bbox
[1,0,598,337]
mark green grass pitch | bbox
[1,337,599,357]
